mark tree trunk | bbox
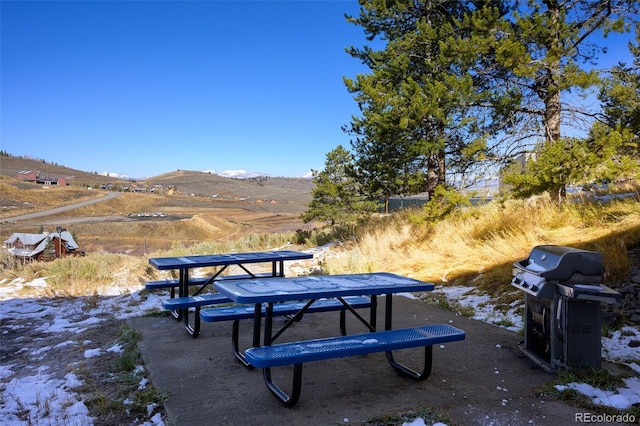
[549,184,566,203]
[543,0,564,200]
[544,78,562,144]
[426,154,439,199]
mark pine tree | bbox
[302,146,378,226]
[599,24,640,141]
[491,0,638,199]
[343,1,639,201]
[343,1,502,200]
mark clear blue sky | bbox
[1,1,635,179]
[1,0,368,178]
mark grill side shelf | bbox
[555,283,622,303]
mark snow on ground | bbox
[0,277,168,426]
[432,285,524,332]
[1,254,639,425]
[432,284,640,413]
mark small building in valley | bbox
[3,230,82,261]
[17,170,70,186]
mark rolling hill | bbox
[144,169,313,204]
[0,155,128,187]
[0,155,314,204]
[0,154,317,254]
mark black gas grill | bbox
[512,245,621,371]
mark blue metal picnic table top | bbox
[214,272,435,304]
[148,250,312,270]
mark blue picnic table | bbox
[214,272,464,406]
[147,250,313,335]
[214,272,434,345]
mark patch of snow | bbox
[84,348,102,358]
[555,377,640,410]
[1,245,638,425]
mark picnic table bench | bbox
[245,324,466,406]
[200,296,372,367]
[145,274,271,298]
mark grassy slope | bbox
[3,154,640,307]
[320,194,640,306]
[4,192,639,307]
[0,156,313,205]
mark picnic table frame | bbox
[213,272,435,366]
[148,250,313,325]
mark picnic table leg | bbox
[183,306,201,338]
[264,302,274,345]
[371,294,378,330]
[386,345,434,380]
[169,269,188,321]
[169,298,182,320]
[230,303,262,369]
[383,294,433,380]
[260,296,304,407]
[178,269,202,333]
[263,364,303,407]
[336,297,375,335]
[384,293,392,330]
[232,320,255,370]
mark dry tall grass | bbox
[323,195,640,302]
[0,251,145,297]
[2,193,639,303]
[0,228,301,296]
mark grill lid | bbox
[514,245,604,282]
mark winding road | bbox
[1,192,122,223]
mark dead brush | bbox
[323,195,640,292]
[32,253,144,297]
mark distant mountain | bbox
[0,156,314,205]
[143,169,313,204]
[96,169,272,180]
[98,171,131,180]
[202,169,270,179]
[0,155,310,181]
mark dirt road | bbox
[1,191,122,223]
